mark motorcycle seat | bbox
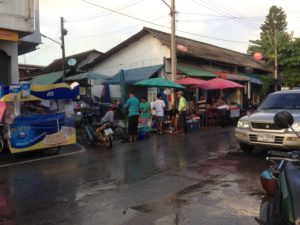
[284,162,300,219]
[94,122,111,127]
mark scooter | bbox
[82,111,113,149]
[256,111,300,225]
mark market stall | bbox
[0,82,79,155]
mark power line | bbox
[80,0,248,44]
[66,0,146,22]
[191,0,259,30]
[66,15,169,40]
[178,11,264,19]
[207,0,261,26]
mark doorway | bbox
[0,50,10,85]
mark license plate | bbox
[104,128,113,136]
[257,134,275,142]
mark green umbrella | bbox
[133,78,185,89]
[65,72,109,81]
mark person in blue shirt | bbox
[124,93,140,142]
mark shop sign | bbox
[250,77,262,85]
[0,29,18,42]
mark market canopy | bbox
[176,77,209,87]
[177,65,217,78]
[104,64,164,85]
[31,71,63,85]
[65,71,110,81]
[194,78,244,90]
[133,78,185,89]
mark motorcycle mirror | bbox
[274,111,294,129]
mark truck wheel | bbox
[240,143,254,153]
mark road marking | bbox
[0,145,86,168]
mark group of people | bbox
[123,91,188,142]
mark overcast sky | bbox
[18,0,300,66]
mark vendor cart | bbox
[0,82,79,155]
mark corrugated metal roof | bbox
[31,71,63,85]
[65,72,109,81]
[105,65,164,84]
[87,27,271,73]
[177,65,217,77]
[43,49,103,73]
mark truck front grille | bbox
[251,123,281,130]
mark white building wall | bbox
[91,34,170,76]
[0,0,35,34]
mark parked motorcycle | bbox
[256,111,300,225]
[82,111,113,149]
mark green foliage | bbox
[258,75,274,98]
[279,38,300,86]
[248,5,290,67]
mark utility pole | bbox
[161,0,176,105]
[61,17,66,80]
[274,27,278,90]
[171,0,176,83]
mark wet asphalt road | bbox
[0,127,268,225]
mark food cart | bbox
[0,82,80,155]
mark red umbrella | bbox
[194,78,244,90]
[176,77,209,87]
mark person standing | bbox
[124,93,140,141]
[139,97,151,128]
[177,91,187,134]
[153,93,166,134]
[216,96,229,128]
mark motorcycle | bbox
[256,111,300,225]
[82,111,113,149]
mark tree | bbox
[248,5,290,67]
[279,38,300,86]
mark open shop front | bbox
[0,82,80,154]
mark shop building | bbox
[0,0,41,84]
[85,27,271,105]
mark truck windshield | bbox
[259,93,300,110]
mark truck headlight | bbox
[289,123,300,132]
[237,120,250,129]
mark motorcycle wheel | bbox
[0,138,4,153]
[260,198,270,224]
[42,146,61,155]
[103,136,112,149]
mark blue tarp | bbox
[104,65,164,85]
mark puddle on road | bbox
[129,150,266,225]
[75,179,120,201]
